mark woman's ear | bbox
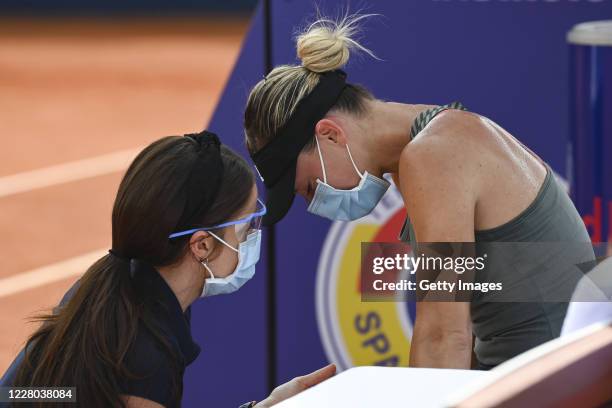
[189,231,215,262]
[315,118,348,145]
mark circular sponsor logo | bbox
[315,185,416,370]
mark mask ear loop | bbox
[201,258,214,278]
[314,136,328,183]
[345,144,364,178]
[207,230,239,253]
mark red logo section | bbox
[582,196,612,243]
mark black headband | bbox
[173,130,224,232]
[252,70,347,188]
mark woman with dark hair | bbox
[0,131,334,408]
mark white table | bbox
[275,366,487,408]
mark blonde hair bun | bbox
[296,13,376,73]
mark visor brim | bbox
[262,164,296,226]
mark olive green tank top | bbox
[399,102,593,369]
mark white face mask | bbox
[200,229,261,297]
[306,137,390,221]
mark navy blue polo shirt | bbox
[0,260,201,408]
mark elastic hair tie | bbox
[108,249,130,262]
[108,249,136,278]
[184,130,221,153]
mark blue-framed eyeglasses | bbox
[168,199,267,241]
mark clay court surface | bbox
[0,17,248,372]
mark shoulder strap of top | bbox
[410,101,467,140]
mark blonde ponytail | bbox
[297,14,377,73]
[244,13,376,154]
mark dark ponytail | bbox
[13,135,254,407]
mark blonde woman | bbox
[243,15,592,370]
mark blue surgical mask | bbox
[200,229,261,297]
[307,137,390,221]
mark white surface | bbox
[563,302,612,334]
[275,366,486,408]
[567,20,612,46]
[561,258,612,335]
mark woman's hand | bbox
[255,363,336,407]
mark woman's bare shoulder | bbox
[397,110,487,204]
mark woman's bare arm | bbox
[398,131,479,369]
